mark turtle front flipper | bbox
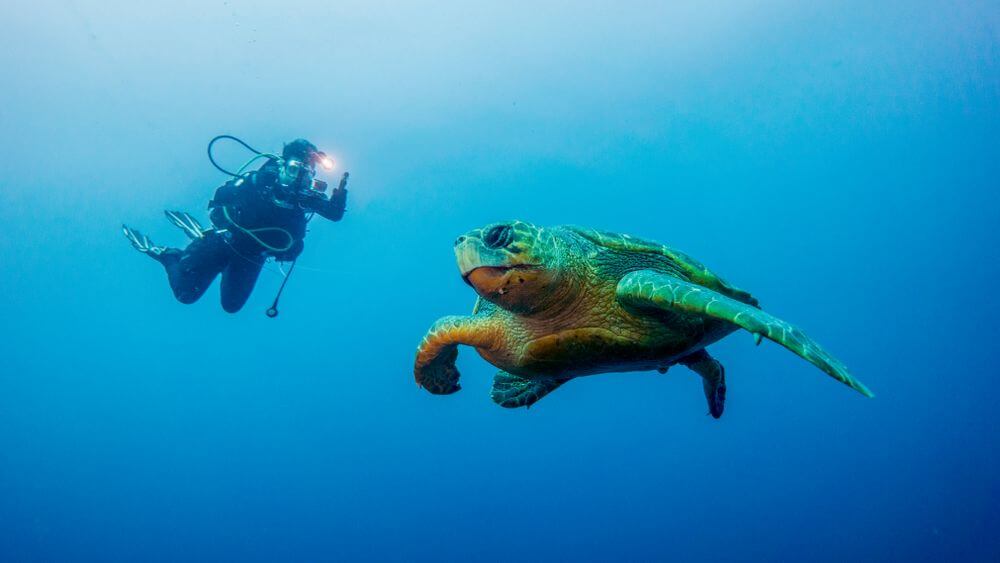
[617,270,873,398]
[415,315,501,395]
[490,371,568,409]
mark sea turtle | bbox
[414,221,872,417]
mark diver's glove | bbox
[328,172,349,206]
[328,186,347,206]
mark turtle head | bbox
[455,221,571,315]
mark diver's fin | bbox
[164,210,208,240]
[617,270,873,398]
[490,371,567,409]
[680,349,726,419]
[122,225,166,257]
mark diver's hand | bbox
[329,185,347,201]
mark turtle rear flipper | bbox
[490,371,567,409]
[680,349,726,418]
[617,270,873,398]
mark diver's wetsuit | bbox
[157,161,346,312]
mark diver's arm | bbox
[208,178,243,208]
[297,188,346,221]
[301,173,349,221]
[209,165,278,209]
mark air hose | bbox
[207,134,280,178]
[220,206,295,253]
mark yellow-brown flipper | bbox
[414,315,501,395]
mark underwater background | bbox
[1,1,997,561]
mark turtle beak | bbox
[454,231,537,288]
[455,236,484,279]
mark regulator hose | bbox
[220,206,296,253]
[207,134,277,177]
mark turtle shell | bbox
[564,226,758,306]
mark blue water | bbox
[1,2,997,561]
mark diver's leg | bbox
[219,250,265,313]
[680,349,726,419]
[162,233,230,304]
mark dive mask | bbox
[278,159,316,191]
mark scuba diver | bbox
[122,136,348,315]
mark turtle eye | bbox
[483,225,513,249]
